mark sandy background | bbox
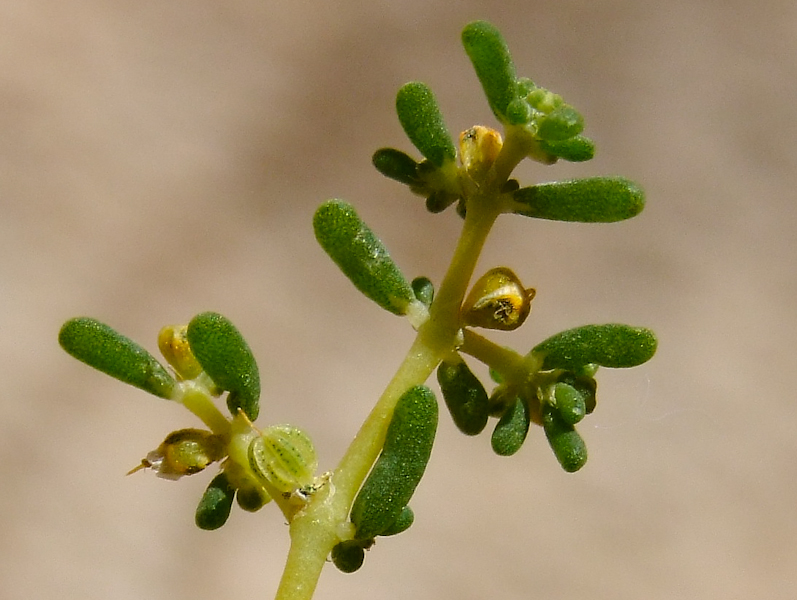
[2,1,795,599]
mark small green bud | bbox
[372,148,421,186]
[331,541,366,574]
[461,20,518,121]
[532,324,658,371]
[543,404,588,473]
[350,385,437,540]
[235,484,271,512]
[186,312,260,420]
[437,358,490,436]
[411,276,435,308]
[535,105,584,141]
[157,324,203,381]
[505,98,532,125]
[512,177,645,223]
[558,372,597,415]
[379,505,415,537]
[537,135,595,162]
[395,82,456,168]
[195,472,236,530]
[313,200,415,316]
[491,395,530,456]
[59,317,175,399]
[553,382,587,425]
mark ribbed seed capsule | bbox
[248,425,318,493]
[461,267,535,331]
[157,324,203,380]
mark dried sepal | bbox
[461,267,535,331]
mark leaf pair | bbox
[58,312,261,420]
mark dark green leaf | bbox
[59,317,175,399]
[350,385,437,540]
[395,82,456,167]
[512,177,645,223]
[187,312,260,420]
[437,358,490,436]
[379,505,414,537]
[491,395,531,456]
[532,324,658,371]
[372,148,420,186]
[411,276,434,308]
[461,20,517,121]
[543,405,588,473]
[195,472,236,530]
[313,200,415,316]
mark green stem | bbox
[271,189,502,600]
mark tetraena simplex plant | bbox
[58,20,657,600]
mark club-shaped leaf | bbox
[512,176,645,222]
[350,385,437,540]
[186,312,260,420]
[372,148,421,186]
[491,395,531,456]
[59,317,175,399]
[462,20,517,121]
[396,82,456,168]
[543,404,588,473]
[553,382,586,425]
[532,324,658,371]
[314,200,415,316]
[195,472,236,530]
[538,135,595,162]
[437,357,490,436]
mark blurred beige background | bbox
[2,1,795,599]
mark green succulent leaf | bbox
[537,135,595,162]
[331,541,366,574]
[186,312,260,420]
[512,176,645,223]
[491,395,531,457]
[395,82,456,168]
[532,324,658,371]
[313,200,415,316]
[461,20,517,121]
[543,404,588,473]
[437,357,490,436]
[372,148,421,186]
[553,382,587,425]
[350,385,438,540]
[195,472,236,530]
[235,485,271,512]
[58,317,175,399]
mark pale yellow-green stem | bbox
[271,184,503,600]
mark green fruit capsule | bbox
[350,385,438,540]
[186,312,260,420]
[314,200,415,316]
[248,424,318,493]
[461,267,535,331]
[195,472,236,530]
[59,317,175,399]
[395,82,456,168]
[437,357,489,436]
[543,404,588,473]
[532,323,658,371]
[331,541,366,574]
[379,505,415,537]
[512,177,645,223]
[491,395,530,456]
[553,382,586,425]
